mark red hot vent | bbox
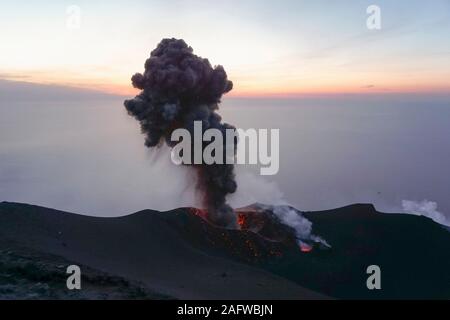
[186,204,330,263]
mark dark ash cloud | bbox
[124,38,238,227]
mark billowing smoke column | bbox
[124,38,238,227]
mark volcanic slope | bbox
[1,202,449,299]
[0,202,325,299]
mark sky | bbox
[0,0,449,96]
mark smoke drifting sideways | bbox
[124,38,238,227]
[402,200,449,226]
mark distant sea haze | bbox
[0,80,449,224]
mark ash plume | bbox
[124,38,237,227]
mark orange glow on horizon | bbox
[79,81,450,98]
[2,74,449,98]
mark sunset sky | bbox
[0,0,449,96]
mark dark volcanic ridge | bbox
[0,201,449,299]
[0,243,171,300]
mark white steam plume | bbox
[230,169,329,247]
[402,200,449,226]
[272,205,331,247]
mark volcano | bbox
[0,201,449,299]
[189,204,331,258]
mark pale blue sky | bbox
[0,0,449,95]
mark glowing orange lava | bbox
[237,213,249,230]
[299,243,313,253]
[189,208,208,220]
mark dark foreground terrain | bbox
[0,201,449,299]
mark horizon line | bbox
[1,78,449,100]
